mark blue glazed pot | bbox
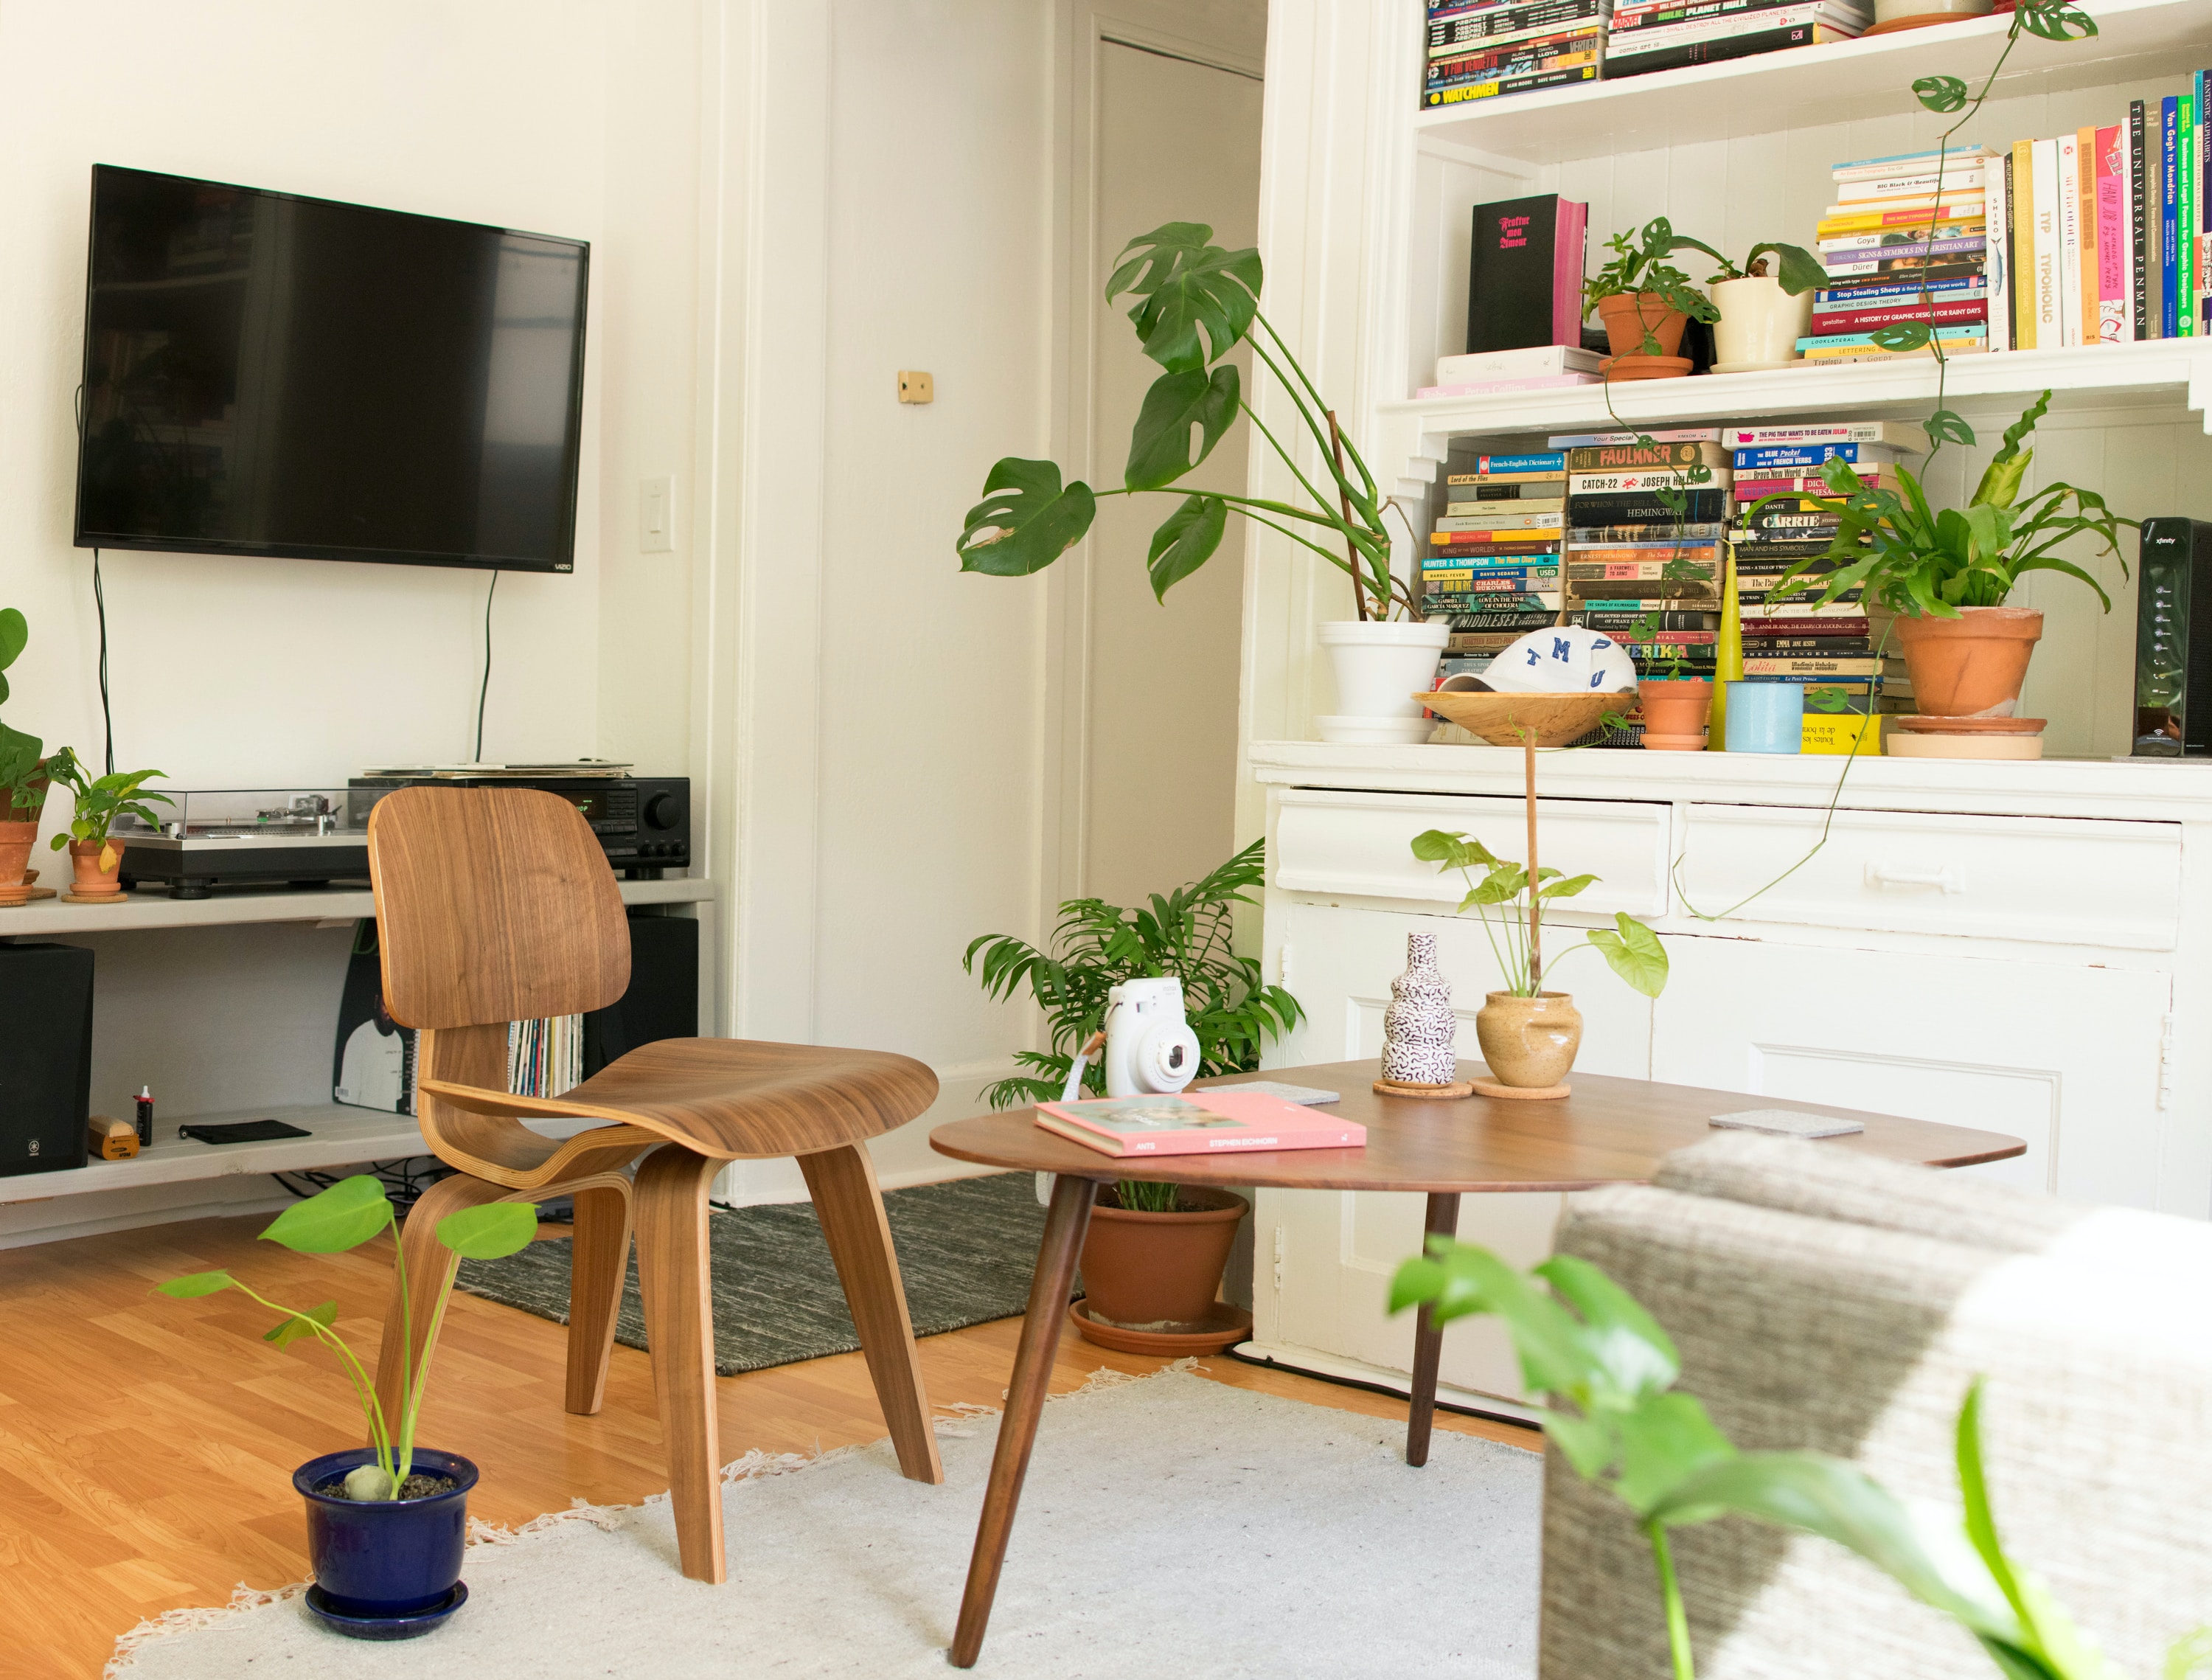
[294,1448,477,1619]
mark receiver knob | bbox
[644,791,678,829]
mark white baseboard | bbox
[1232,1339,1545,1428]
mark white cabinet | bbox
[1247,748,2205,1408]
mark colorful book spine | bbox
[2032,136,2063,347]
[2198,72,2211,335]
[2056,130,2081,347]
[2095,123,2125,344]
[2183,88,2197,337]
[2165,97,2182,338]
[2132,101,2150,339]
[1479,451,1568,473]
[2012,139,2037,351]
[2076,125,2099,346]
[1986,147,2012,354]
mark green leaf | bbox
[1759,242,1828,296]
[1540,1409,1618,1480]
[1535,1253,1679,1397]
[956,459,1098,577]
[1105,223,1263,372]
[1913,74,1969,112]
[1926,409,1977,447]
[436,1199,540,1260]
[0,608,24,673]
[1871,321,1934,353]
[264,1300,338,1350]
[1146,495,1229,600]
[1612,1391,1739,1516]
[155,1270,234,1298]
[260,1175,393,1254]
[1537,872,1597,900]
[1411,829,1497,870]
[1586,913,1668,997]
[1125,365,1240,491]
[1990,390,2051,465]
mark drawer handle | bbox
[1865,862,1964,894]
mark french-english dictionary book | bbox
[1033,1090,1367,1159]
[1466,194,1588,354]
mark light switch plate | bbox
[897,369,934,404]
[640,475,674,553]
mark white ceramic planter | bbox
[1874,0,1990,21]
[1711,274,1814,368]
[1316,619,1449,743]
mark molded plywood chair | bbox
[364,785,944,1582]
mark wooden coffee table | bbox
[928,1058,2025,1667]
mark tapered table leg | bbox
[948,1171,1095,1669]
[1405,1190,1461,1468]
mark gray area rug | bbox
[110,1366,1543,1679]
[453,1170,1060,1375]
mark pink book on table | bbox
[1033,1091,1366,1158]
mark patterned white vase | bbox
[1380,931,1458,1085]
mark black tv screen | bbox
[75,165,588,572]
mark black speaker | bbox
[582,912,700,1077]
[0,943,95,1176]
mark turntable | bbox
[114,789,366,899]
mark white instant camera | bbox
[1102,976,1203,1097]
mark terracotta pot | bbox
[69,836,126,898]
[1475,990,1583,1089]
[1078,1184,1248,1329]
[1596,291,1691,359]
[1895,606,2042,718]
[1638,677,1714,750]
[0,819,37,886]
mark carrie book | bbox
[1032,1091,1367,1158]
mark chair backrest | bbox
[366,785,630,1030]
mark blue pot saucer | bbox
[304,1580,468,1640]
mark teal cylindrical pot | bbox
[1724,681,1804,754]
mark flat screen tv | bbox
[75,165,588,573]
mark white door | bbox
[1256,900,1658,1405]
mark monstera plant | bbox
[954,221,1413,619]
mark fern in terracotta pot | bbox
[1753,392,2135,720]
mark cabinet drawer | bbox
[1676,805,2181,950]
[1272,788,1670,917]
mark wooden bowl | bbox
[1416,690,1632,747]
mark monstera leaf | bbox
[1125,365,1240,491]
[1146,495,1228,600]
[1105,222,1263,372]
[956,459,1099,577]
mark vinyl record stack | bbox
[1805,147,2001,365]
[1726,421,1925,750]
[509,1013,585,1100]
[1604,0,1867,81]
[1557,431,1730,737]
[1427,450,1568,681]
[1424,0,1609,108]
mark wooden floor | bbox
[0,1209,1537,1679]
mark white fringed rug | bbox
[108,1366,1541,1680]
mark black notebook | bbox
[179,1119,313,1145]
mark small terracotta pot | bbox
[1638,677,1714,750]
[1475,991,1583,1089]
[0,819,38,886]
[1078,1185,1248,1329]
[1894,606,2042,718]
[69,836,126,898]
[1596,291,1691,359]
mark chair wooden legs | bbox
[799,1145,945,1486]
[565,1182,633,1416]
[372,1173,509,1443]
[634,1143,727,1584]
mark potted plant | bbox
[158,1175,537,1636]
[0,607,51,898]
[1665,237,1827,369]
[1756,392,2135,719]
[1411,827,1667,1091]
[964,840,1303,1343]
[956,223,1446,743]
[42,747,170,900]
[1632,627,1715,752]
[1582,219,1721,378]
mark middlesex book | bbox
[1034,1091,1368,1158]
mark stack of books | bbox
[1605,0,1867,81]
[1804,147,2000,365]
[1728,421,1924,750]
[1423,451,1567,632]
[509,1013,584,1099]
[1556,431,1728,712]
[1425,0,1608,107]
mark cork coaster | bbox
[60,890,131,905]
[0,884,56,907]
[1372,1078,1475,1100]
[1470,1077,1572,1101]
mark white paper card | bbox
[1710,1108,1865,1139]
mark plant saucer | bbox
[1711,358,1808,375]
[304,1580,468,1641]
[1891,715,2047,735]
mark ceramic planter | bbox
[1475,990,1582,1089]
[1638,676,1714,751]
[295,1446,476,1637]
[1710,274,1813,367]
[1317,619,1449,743]
[1077,1185,1248,1330]
[68,837,126,898]
[0,820,38,886]
[1895,606,2043,718]
[1595,291,1691,359]
[1868,0,1991,32]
